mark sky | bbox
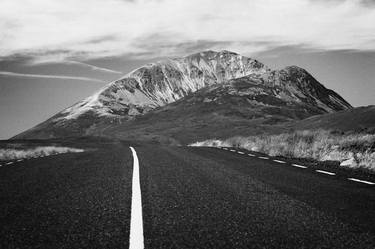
[0,0,375,139]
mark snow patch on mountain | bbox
[61,91,104,119]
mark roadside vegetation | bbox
[191,130,375,172]
[0,146,84,161]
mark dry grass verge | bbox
[0,146,84,161]
[191,130,375,172]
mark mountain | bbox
[13,50,352,142]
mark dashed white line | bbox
[6,162,13,165]
[292,164,307,169]
[273,160,286,164]
[218,149,375,186]
[17,159,23,162]
[129,146,144,249]
[348,178,375,185]
[316,170,336,176]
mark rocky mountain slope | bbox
[14,50,352,142]
[57,50,268,120]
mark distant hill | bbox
[290,105,375,133]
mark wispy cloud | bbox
[1,0,375,61]
[0,71,104,82]
[64,61,123,74]
[29,59,123,74]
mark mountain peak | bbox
[218,49,239,55]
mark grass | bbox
[190,130,375,172]
[0,146,84,161]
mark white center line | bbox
[259,157,269,160]
[316,170,336,176]
[6,162,13,165]
[129,147,144,249]
[238,152,245,155]
[348,178,375,185]
[273,160,286,164]
[248,154,255,157]
[292,164,307,169]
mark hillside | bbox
[290,105,375,133]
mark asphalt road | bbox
[0,141,133,249]
[1,142,375,248]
